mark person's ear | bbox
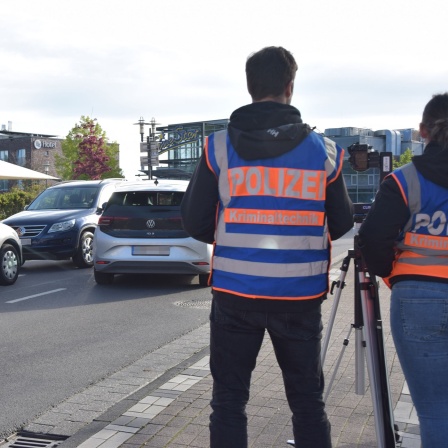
[285,81,294,102]
[419,123,429,139]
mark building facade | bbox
[143,120,423,203]
[325,127,424,203]
[2,120,423,203]
[0,125,62,191]
[140,119,229,179]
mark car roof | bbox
[48,179,126,189]
[113,179,189,193]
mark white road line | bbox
[6,288,67,304]
[331,252,347,267]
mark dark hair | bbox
[422,93,448,148]
[246,46,298,101]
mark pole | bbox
[146,135,152,180]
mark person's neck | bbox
[253,95,289,104]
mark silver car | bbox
[0,223,22,285]
[93,179,212,286]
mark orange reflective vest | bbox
[385,162,448,287]
[205,130,344,300]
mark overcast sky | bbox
[1,0,447,177]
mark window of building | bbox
[16,149,26,166]
[357,174,370,186]
[0,150,8,190]
[0,180,8,191]
[0,151,9,190]
[343,174,352,186]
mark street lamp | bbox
[134,116,159,180]
[43,162,50,187]
[134,117,151,179]
[134,116,150,143]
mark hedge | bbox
[0,188,42,220]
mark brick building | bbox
[0,123,62,191]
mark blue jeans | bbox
[391,280,448,448]
[209,299,331,448]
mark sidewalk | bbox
[17,256,421,448]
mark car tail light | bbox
[99,216,112,226]
[98,216,129,226]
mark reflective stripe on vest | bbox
[224,208,325,226]
[206,129,343,300]
[228,166,326,200]
[386,163,448,284]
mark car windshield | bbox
[28,187,99,210]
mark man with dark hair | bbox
[246,46,298,101]
[181,46,353,448]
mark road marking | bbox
[331,252,348,267]
[6,288,67,304]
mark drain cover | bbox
[175,299,211,309]
[3,432,67,448]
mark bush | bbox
[0,187,43,220]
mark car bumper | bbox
[20,232,77,260]
[93,233,212,275]
[94,260,210,275]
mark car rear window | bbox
[107,191,184,207]
[99,190,187,238]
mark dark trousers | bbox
[209,299,332,448]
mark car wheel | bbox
[198,274,209,287]
[73,231,94,269]
[94,269,114,285]
[0,244,20,286]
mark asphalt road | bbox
[0,262,211,439]
[0,228,354,439]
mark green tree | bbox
[393,148,413,169]
[56,116,123,180]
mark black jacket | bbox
[358,141,448,284]
[181,102,354,311]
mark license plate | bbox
[20,238,32,246]
[132,246,170,256]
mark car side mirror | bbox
[96,202,108,214]
[24,204,29,210]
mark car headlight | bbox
[48,219,76,233]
